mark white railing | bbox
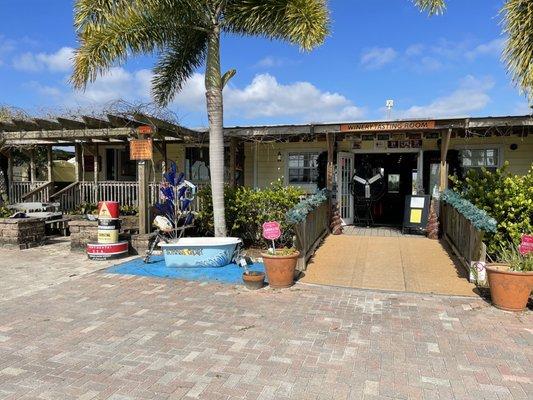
[79,181,138,206]
[11,181,51,203]
[49,182,80,212]
[47,180,207,212]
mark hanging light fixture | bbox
[277,151,282,162]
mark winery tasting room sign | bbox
[340,120,436,132]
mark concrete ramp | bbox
[300,234,476,296]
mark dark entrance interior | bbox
[352,153,418,226]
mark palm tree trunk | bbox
[205,26,227,237]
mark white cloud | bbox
[465,38,505,60]
[254,56,296,69]
[13,47,74,72]
[405,44,424,57]
[397,75,494,118]
[0,35,16,66]
[360,47,397,69]
[513,101,532,115]
[223,73,364,122]
[13,52,41,71]
[37,47,74,71]
[30,69,364,123]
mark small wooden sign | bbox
[130,139,153,160]
[262,221,281,240]
[137,125,154,135]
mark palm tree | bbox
[71,0,329,237]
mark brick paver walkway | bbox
[0,247,531,399]
[301,235,476,296]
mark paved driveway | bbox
[0,244,531,399]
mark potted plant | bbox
[236,251,265,290]
[485,243,533,311]
[261,247,300,289]
[242,269,266,290]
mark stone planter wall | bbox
[68,216,138,252]
[0,218,46,249]
[68,220,98,252]
[130,234,152,255]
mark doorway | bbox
[337,150,421,227]
[353,153,417,226]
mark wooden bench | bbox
[45,218,71,236]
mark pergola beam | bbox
[33,118,63,130]
[56,117,86,130]
[82,115,112,129]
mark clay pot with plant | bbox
[261,247,300,289]
[485,243,533,311]
[242,266,265,290]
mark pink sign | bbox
[519,234,533,255]
[262,221,282,240]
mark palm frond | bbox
[152,30,209,106]
[223,0,329,51]
[72,2,172,89]
[72,0,209,89]
[502,0,533,99]
[414,0,446,15]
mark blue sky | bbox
[0,0,530,128]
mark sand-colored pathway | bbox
[300,234,477,296]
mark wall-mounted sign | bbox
[137,125,154,135]
[130,139,153,160]
[340,120,435,132]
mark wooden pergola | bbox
[0,113,203,233]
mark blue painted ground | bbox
[106,256,265,284]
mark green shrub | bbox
[0,206,12,218]
[450,163,533,258]
[196,180,305,247]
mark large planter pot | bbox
[261,251,300,289]
[485,263,533,312]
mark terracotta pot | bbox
[261,251,300,289]
[242,271,265,290]
[485,263,533,311]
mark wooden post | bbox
[439,128,452,192]
[93,144,99,203]
[74,144,82,182]
[47,146,53,182]
[162,141,168,177]
[7,149,13,201]
[326,132,335,191]
[229,137,237,187]
[137,160,149,234]
[29,149,36,183]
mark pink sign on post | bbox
[262,221,282,240]
[519,234,533,255]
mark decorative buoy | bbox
[87,241,129,260]
[87,201,128,260]
[97,201,120,219]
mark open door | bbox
[337,152,354,225]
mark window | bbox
[185,146,231,182]
[287,152,318,184]
[460,148,499,170]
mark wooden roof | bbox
[0,114,202,145]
